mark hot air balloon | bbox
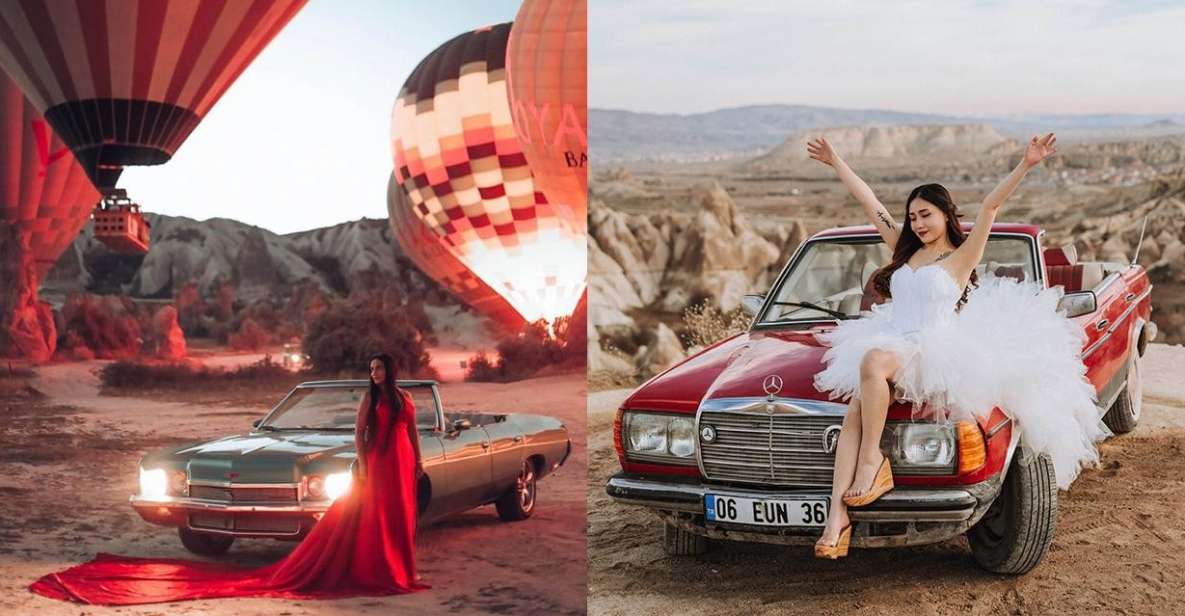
[390,22,585,325]
[0,70,100,362]
[506,0,587,234]
[0,0,307,190]
[386,174,524,331]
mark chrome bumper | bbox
[606,472,1003,548]
[130,495,331,514]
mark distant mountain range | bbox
[593,104,1185,163]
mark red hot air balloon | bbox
[506,0,587,234]
[1,70,100,362]
[386,174,524,331]
[390,22,585,325]
[0,0,307,191]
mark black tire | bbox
[496,460,537,521]
[967,450,1057,575]
[663,521,708,556]
[178,527,235,556]
[1102,347,1142,434]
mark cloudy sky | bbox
[121,0,521,234]
[590,0,1185,117]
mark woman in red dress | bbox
[28,353,430,605]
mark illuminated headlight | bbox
[887,423,957,470]
[139,468,168,499]
[624,412,696,463]
[307,472,352,501]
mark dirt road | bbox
[588,343,1185,616]
[1,361,586,615]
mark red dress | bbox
[29,390,430,605]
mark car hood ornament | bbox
[762,374,783,399]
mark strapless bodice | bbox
[885,263,962,334]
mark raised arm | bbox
[354,388,371,480]
[949,133,1058,277]
[807,136,900,250]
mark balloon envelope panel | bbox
[390,23,585,323]
[507,0,587,234]
[0,71,99,278]
[0,0,307,188]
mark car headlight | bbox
[139,468,168,499]
[168,470,187,496]
[306,472,352,501]
[623,411,696,465]
[886,423,957,471]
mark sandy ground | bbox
[587,343,1185,616]
[0,360,586,615]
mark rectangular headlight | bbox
[139,468,168,499]
[623,411,697,465]
[885,423,957,473]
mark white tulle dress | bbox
[812,261,1111,489]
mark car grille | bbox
[189,513,302,535]
[698,412,842,487]
[188,485,298,503]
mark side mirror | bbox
[1057,291,1097,318]
[451,418,472,432]
[252,419,262,428]
[741,294,766,319]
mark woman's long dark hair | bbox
[364,353,406,450]
[869,183,979,312]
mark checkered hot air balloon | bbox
[0,70,99,280]
[0,0,307,191]
[390,22,585,324]
[386,173,524,331]
[507,0,587,234]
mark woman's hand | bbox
[1023,132,1058,168]
[354,462,367,484]
[414,460,425,478]
[807,136,841,167]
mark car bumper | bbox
[606,472,1003,548]
[130,495,332,538]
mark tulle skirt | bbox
[812,276,1111,489]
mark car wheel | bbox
[178,527,235,556]
[496,460,536,521]
[1102,347,1142,434]
[663,521,708,556]
[967,450,1057,575]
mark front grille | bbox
[699,412,842,487]
[189,513,302,535]
[188,485,298,503]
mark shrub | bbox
[99,357,292,389]
[682,298,749,348]
[464,315,586,382]
[302,295,431,376]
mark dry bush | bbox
[681,298,750,348]
[99,357,292,390]
[465,317,586,382]
[303,294,432,376]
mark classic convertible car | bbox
[606,222,1154,574]
[133,379,571,555]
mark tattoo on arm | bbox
[876,210,896,231]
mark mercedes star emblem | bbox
[700,424,716,443]
[762,374,784,397]
[822,425,842,454]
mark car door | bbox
[436,418,493,514]
[482,418,525,498]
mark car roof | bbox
[812,221,1040,239]
[296,379,438,388]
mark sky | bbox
[590,0,1185,117]
[121,0,522,234]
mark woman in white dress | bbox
[805,133,1110,558]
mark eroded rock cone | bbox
[0,225,56,363]
[152,305,187,359]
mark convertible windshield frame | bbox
[257,380,443,433]
[751,232,1042,331]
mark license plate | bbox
[704,493,829,527]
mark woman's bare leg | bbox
[818,396,862,545]
[845,349,900,499]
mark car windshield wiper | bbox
[256,425,281,432]
[767,301,853,321]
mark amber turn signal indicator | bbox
[956,421,987,474]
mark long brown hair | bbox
[365,353,406,450]
[869,183,979,312]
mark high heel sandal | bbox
[814,523,851,559]
[842,455,894,507]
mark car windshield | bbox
[757,235,1037,325]
[261,384,439,431]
